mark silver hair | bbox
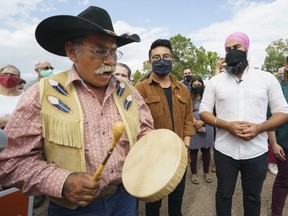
[0,64,21,76]
[34,60,51,69]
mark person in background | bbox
[189,76,214,184]
[182,68,193,91]
[135,39,195,216]
[214,58,226,76]
[268,143,278,175]
[267,66,287,176]
[17,78,26,91]
[0,64,23,129]
[113,62,131,82]
[0,64,23,180]
[276,67,284,82]
[268,55,288,216]
[199,32,288,216]
[23,59,54,91]
[130,76,135,85]
[0,6,154,216]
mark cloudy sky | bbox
[0,0,287,81]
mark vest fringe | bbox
[41,112,82,149]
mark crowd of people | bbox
[1,5,288,216]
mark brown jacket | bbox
[135,73,195,139]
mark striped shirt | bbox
[0,66,154,198]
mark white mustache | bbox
[95,65,116,75]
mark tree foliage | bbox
[262,38,288,73]
[170,35,220,80]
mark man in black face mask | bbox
[182,68,193,91]
[223,32,249,81]
[135,39,195,216]
[199,32,288,216]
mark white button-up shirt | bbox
[200,67,288,159]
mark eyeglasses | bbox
[79,42,123,60]
[39,66,54,70]
[151,54,172,63]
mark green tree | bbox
[262,38,288,73]
[132,70,143,84]
[169,34,219,80]
[170,34,197,80]
[132,61,151,84]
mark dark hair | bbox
[148,39,172,59]
[191,76,204,86]
[117,62,132,79]
[190,76,205,105]
[19,78,26,84]
[286,56,288,64]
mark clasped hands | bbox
[194,120,205,132]
[228,121,259,141]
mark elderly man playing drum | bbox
[135,39,195,216]
[0,6,154,216]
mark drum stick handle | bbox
[93,165,104,181]
[92,122,125,181]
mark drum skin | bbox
[122,129,187,202]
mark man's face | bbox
[71,34,117,88]
[183,69,192,77]
[36,62,53,77]
[224,39,248,75]
[114,65,130,82]
[150,46,173,77]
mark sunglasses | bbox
[39,66,54,70]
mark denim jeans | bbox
[214,150,267,216]
[48,184,137,216]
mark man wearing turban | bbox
[199,32,288,216]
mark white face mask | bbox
[40,69,53,77]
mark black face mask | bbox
[191,86,204,93]
[225,49,248,75]
[184,75,192,83]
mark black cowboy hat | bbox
[35,6,140,56]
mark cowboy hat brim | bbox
[35,15,140,56]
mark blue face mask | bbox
[40,69,53,77]
[152,59,172,77]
